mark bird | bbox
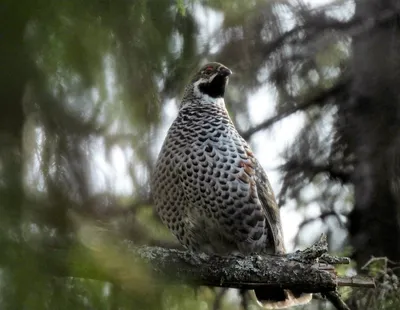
[152,62,312,309]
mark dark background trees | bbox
[1,0,399,309]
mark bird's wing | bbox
[238,139,286,254]
[254,158,286,254]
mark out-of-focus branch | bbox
[261,6,400,57]
[242,8,400,140]
[280,159,351,184]
[241,78,349,139]
[299,211,347,231]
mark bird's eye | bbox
[205,66,213,73]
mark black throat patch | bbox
[198,75,228,98]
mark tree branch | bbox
[7,234,373,310]
[241,77,349,140]
[134,243,338,292]
[85,234,372,292]
[324,291,351,310]
[240,9,400,141]
[261,6,400,58]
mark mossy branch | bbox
[8,232,374,310]
[130,234,374,293]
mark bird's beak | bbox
[219,67,232,77]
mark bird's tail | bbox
[251,288,312,309]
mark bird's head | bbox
[182,62,232,105]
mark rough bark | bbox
[2,235,373,295]
[128,239,372,293]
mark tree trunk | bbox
[0,0,29,234]
[0,1,30,307]
[346,0,400,266]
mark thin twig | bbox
[325,291,351,310]
[337,276,376,288]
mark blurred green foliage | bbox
[1,0,400,309]
[1,0,278,308]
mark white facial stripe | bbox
[192,78,208,99]
[193,77,208,88]
[180,73,226,110]
[208,72,218,82]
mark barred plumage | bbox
[152,62,311,309]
